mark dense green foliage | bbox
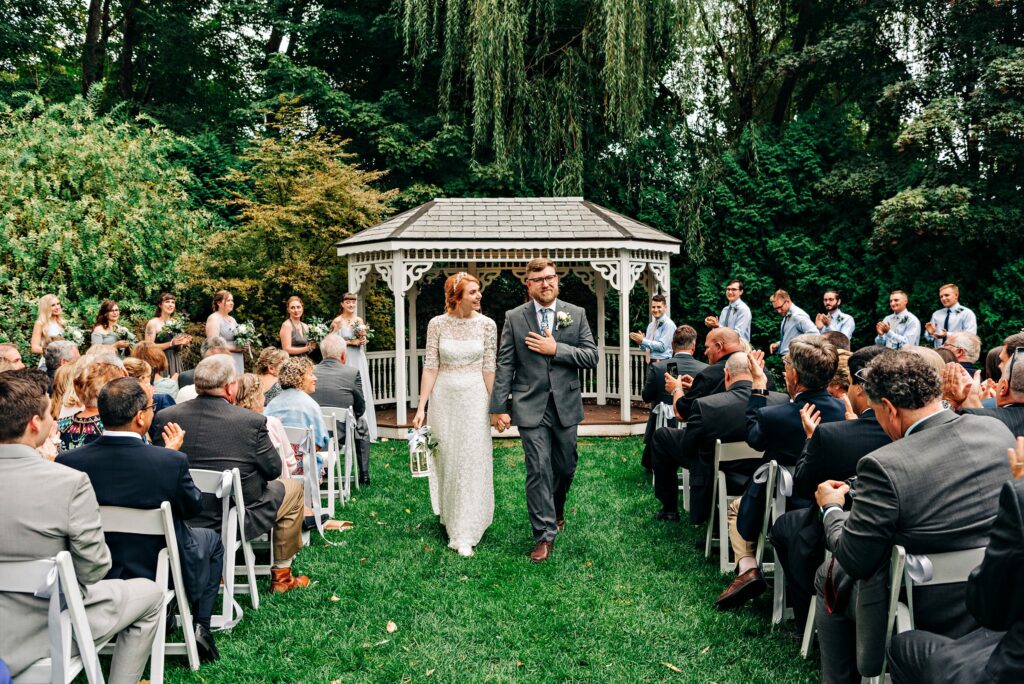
[159,437,818,683]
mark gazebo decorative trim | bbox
[337,197,682,425]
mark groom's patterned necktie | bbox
[540,308,553,333]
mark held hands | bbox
[815,480,850,509]
[162,422,186,452]
[769,342,780,355]
[876,321,890,335]
[747,350,768,390]
[491,413,512,433]
[704,315,719,329]
[412,409,426,430]
[1009,436,1024,479]
[924,321,936,335]
[525,329,557,356]
[115,340,131,350]
[800,403,821,439]
[815,313,830,330]
[172,334,192,347]
[628,331,645,344]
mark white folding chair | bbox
[97,502,200,681]
[189,468,253,629]
[1,551,106,684]
[321,406,357,504]
[753,460,794,624]
[801,549,830,659]
[867,544,987,682]
[284,424,329,539]
[704,440,764,574]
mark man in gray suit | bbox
[490,258,598,562]
[813,351,1014,683]
[0,370,163,683]
[311,334,370,484]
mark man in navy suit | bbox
[59,377,224,662]
[715,334,846,610]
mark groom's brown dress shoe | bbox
[714,567,767,611]
[529,541,553,563]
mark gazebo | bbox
[336,197,682,427]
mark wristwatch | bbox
[819,503,842,522]
[751,388,769,398]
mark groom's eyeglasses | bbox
[526,275,558,285]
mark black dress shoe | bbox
[358,475,370,486]
[653,510,681,522]
[194,623,221,663]
[303,514,329,531]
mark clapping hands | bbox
[747,350,768,390]
[799,403,821,439]
[162,422,186,452]
[704,315,719,329]
[1009,436,1024,479]
[942,362,982,409]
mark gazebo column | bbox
[408,284,419,409]
[617,248,631,422]
[596,276,607,405]
[392,252,408,425]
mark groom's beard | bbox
[531,287,558,306]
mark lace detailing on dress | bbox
[424,314,497,374]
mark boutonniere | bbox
[556,311,573,329]
[955,306,964,314]
[899,315,908,324]
[656,319,665,329]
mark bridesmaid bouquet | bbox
[307,317,332,344]
[115,325,137,344]
[406,426,437,478]
[155,318,186,343]
[63,325,85,347]
[234,323,261,359]
[352,322,375,341]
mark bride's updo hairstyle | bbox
[444,272,481,314]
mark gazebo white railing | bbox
[337,197,682,423]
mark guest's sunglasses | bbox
[1006,347,1024,382]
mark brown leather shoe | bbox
[270,567,311,594]
[529,541,553,563]
[714,567,766,610]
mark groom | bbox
[490,258,598,562]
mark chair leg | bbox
[239,521,259,611]
[681,469,691,513]
[149,594,169,684]
[800,599,817,658]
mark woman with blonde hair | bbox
[30,294,67,367]
[280,296,315,357]
[57,358,126,451]
[235,373,296,477]
[123,356,177,415]
[50,362,84,420]
[255,347,289,405]
[331,292,377,440]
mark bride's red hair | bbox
[444,272,481,313]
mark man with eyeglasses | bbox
[58,377,225,663]
[705,279,751,341]
[945,332,1024,436]
[768,289,819,356]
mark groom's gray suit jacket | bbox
[489,299,598,428]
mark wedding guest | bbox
[944,331,982,375]
[43,340,80,389]
[235,373,296,477]
[821,331,851,351]
[875,290,921,349]
[122,357,176,419]
[828,348,853,399]
[815,290,856,340]
[256,347,289,405]
[91,300,131,351]
[629,294,675,363]
[57,357,126,451]
[984,346,1004,382]
[331,293,377,441]
[265,357,330,458]
[131,342,178,399]
[924,283,978,348]
[29,294,66,366]
[706,279,752,341]
[176,336,232,401]
[0,343,24,372]
[280,296,316,357]
[311,334,370,485]
[768,289,818,356]
[144,292,191,376]
[85,344,118,357]
[935,346,958,365]
[205,290,245,375]
[50,362,84,419]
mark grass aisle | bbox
[166,437,819,683]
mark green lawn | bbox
[163,437,819,683]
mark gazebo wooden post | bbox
[618,248,631,422]
[408,284,419,409]
[596,275,607,405]
[393,251,408,425]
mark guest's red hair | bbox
[444,272,481,313]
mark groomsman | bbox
[815,290,855,340]
[705,279,751,341]
[925,283,978,347]
[875,290,921,349]
[629,294,674,363]
[768,289,818,356]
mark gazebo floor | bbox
[375,401,649,439]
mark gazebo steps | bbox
[374,403,649,439]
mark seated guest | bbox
[888,441,1024,684]
[265,356,330,462]
[0,343,25,372]
[715,335,845,611]
[770,345,891,626]
[310,334,371,485]
[58,378,224,662]
[653,352,786,524]
[827,348,852,400]
[640,325,706,471]
[821,330,851,351]
[177,336,231,390]
[945,331,1024,436]
[57,358,126,451]
[122,357,175,415]
[152,355,309,593]
[942,331,982,375]
[256,347,289,406]
[935,346,958,365]
[50,361,83,419]
[235,373,296,477]
[813,351,1014,683]
[670,327,746,421]
[984,345,1004,383]
[43,339,79,388]
[0,370,163,682]
[131,341,178,399]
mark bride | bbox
[413,272,496,557]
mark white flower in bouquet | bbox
[63,325,85,347]
[115,325,137,344]
[233,322,261,359]
[352,322,374,341]
[155,317,186,343]
[307,316,332,344]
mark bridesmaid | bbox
[30,294,67,369]
[91,300,131,352]
[206,289,245,375]
[144,292,191,376]
[279,296,316,357]
[331,293,377,441]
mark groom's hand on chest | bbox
[525,329,557,356]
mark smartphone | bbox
[667,361,679,378]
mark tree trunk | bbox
[82,0,105,94]
[117,0,141,100]
[771,0,815,127]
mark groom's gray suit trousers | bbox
[520,394,578,542]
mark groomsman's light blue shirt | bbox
[719,299,751,341]
[641,316,675,360]
[925,305,977,347]
[821,308,856,340]
[875,310,922,349]
[778,303,819,356]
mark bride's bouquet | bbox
[307,316,332,344]
[115,325,137,344]
[63,324,85,347]
[406,426,437,478]
[155,318,186,343]
[233,322,261,359]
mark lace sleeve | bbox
[424,316,440,369]
[482,316,497,373]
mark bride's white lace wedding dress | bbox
[424,312,496,551]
